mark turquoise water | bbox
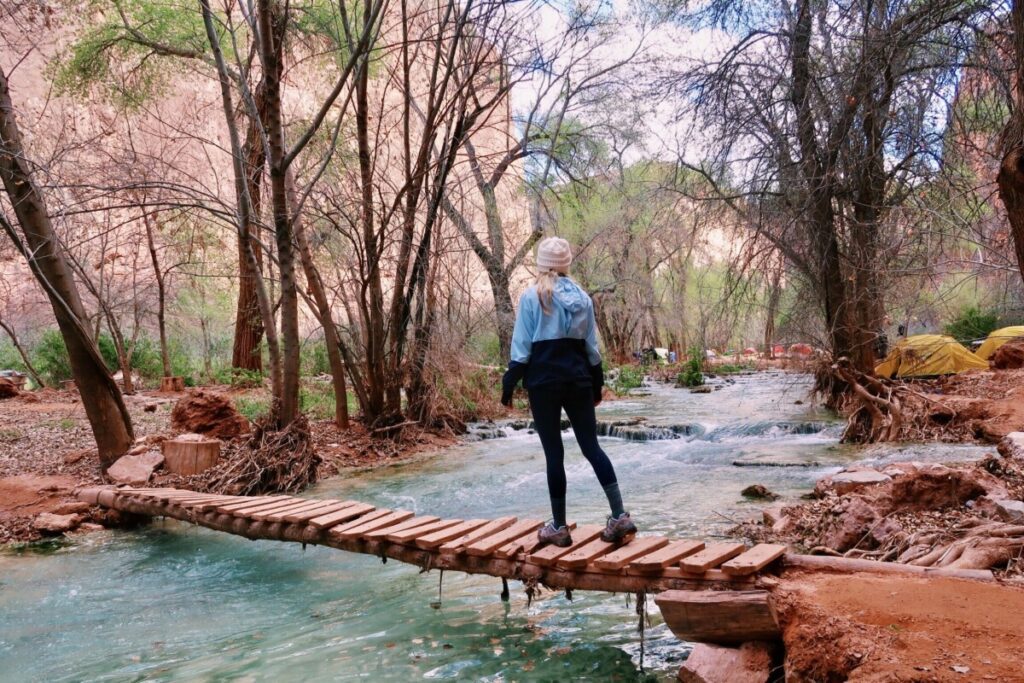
[0,373,991,681]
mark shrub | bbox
[235,395,271,422]
[945,306,1000,343]
[676,347,704,387]
[211,366,264,388]
[301,339,331,376]
[32,330,73,385]
[610,364,644,394]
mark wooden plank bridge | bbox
[77,486,787,595]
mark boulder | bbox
[107,452,164,485]
[761,503,789,526]
[678,642,773,683]
[742,485,779,501]
[33,512,81,534]
[992,339,1024,369]
[997,432,1024,459]
[0,377,19,399]
[992,498,1024,524]
[690,385,713,394]
[54,501,91,515]
[819,495,879,551]
[170,390,249,440]
[828,470,892,496]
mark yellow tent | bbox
[975,326,1024,361]
[875,334,988,378]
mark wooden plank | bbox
[439,517,517,554]
[386,518,464,544]
[259,500,333,522]
[323,507,393,534]
[465,519,543,557]
[167,495,236,507]
[556,537,617,570]
[721,544,787,576]
[627,540,705,574]
[332,510,414,541]
[362,515,440,541]
[192,497,254,512]
[680,543,746,573]
[495,522,578,558]
[528,525,604,567]
[216,497,289,513]
[415,519,489,549]
[654,590,780,645]
[308,502,375,529]
[229,498,306,518]
[281,500,354,523]
[592,536,670,572]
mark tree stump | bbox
[160,376,186,393]
[162,433,221,475]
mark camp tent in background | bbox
[875,334,989,378]
[975,326,1024,361]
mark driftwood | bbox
[782,553,994,581]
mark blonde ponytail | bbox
[536,269,561,314]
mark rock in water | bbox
[741,484,779,501]
[678,642,773,683]
[992,339,1024,369]
[107,452,165,485]
[171,390,250,439]
[33,512,81,534]
[0,377,19,399]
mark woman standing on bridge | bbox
[501,237,637,548]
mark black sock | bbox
[603,482,625,518]
[551,497,567,528]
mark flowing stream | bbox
[0,372,991,682]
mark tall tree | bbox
[0,64,134,467]
[998,0,1024,283]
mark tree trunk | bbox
[290,173,350,429]
[764,268,781,359]
[232,86,267,373]
[999,0,1024,285]
[258,0,301,426]
[142,211,172,377]
[0,64,134,468]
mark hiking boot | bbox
[537,523,572,548]
[601,512,637,544]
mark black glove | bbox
[590,362,604,403]
[501,362,527,407]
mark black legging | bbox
[528,382,617,499]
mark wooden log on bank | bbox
[782,553,994,581]
[654,589,781,645]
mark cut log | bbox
[721,544,787,576]
[160,376,186,392]
[680,543,746,573]
[161,433,221,475]
[781,553,996,581]
[628,540,705,574]
[654,590,780,645]
[592,536,670,572]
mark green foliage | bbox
[610,364,644,394]
[300,381,346,421]
[51,1,209,108]
[676,347,704,387]
[211,366,264,389]
[32,330,73,386]
[0,341,26,374]
[301,339,332,377]
[945,306,1000,343]
[235,395,271,422]
[714,362,754,375]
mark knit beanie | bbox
[536,237,572,271]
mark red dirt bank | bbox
[776,572,1024,682]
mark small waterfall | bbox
[481,417,702,442]
[702,420,835,441]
